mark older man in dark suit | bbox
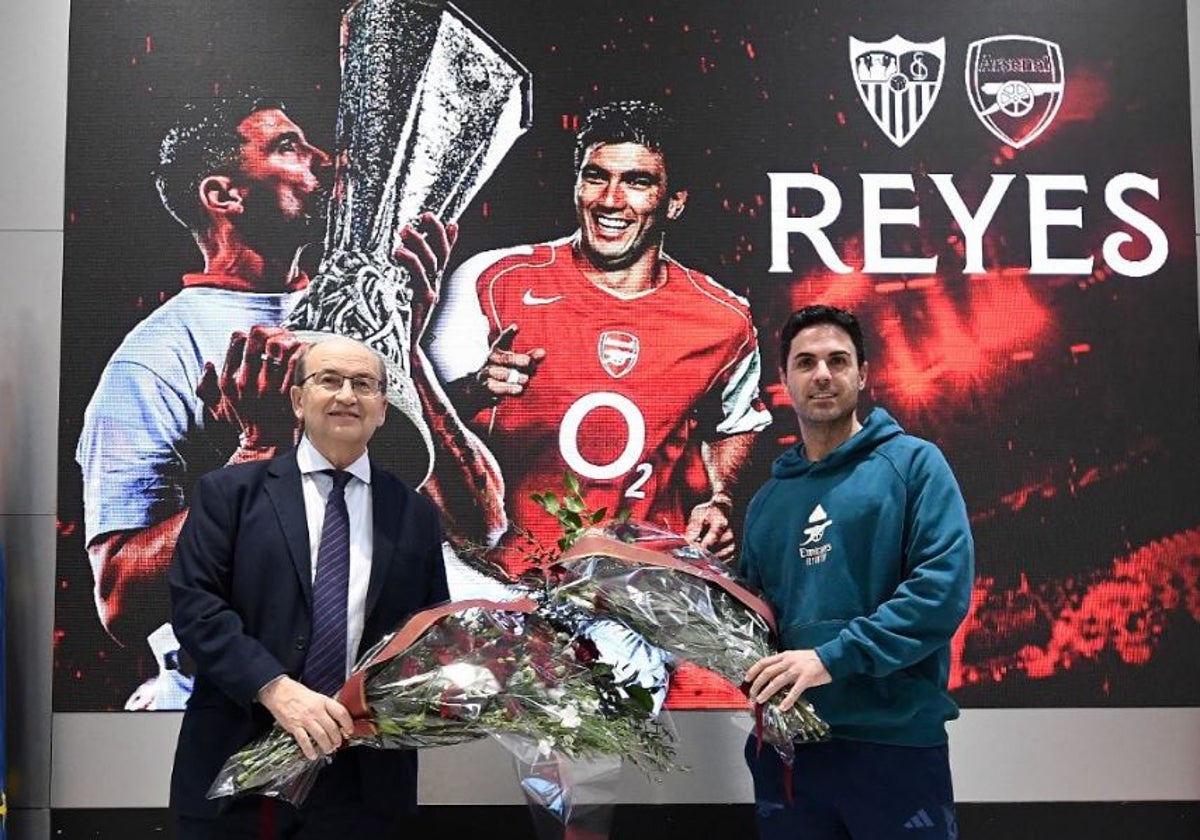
[168,334,449,838]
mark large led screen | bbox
[56,0,1200,711]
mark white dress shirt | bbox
[296,435,374,680]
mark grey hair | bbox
[292,335,389,394]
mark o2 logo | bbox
[557,392,653,498]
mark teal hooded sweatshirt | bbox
[740,408,974,746]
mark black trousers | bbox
[178,751,413,839]
[745,735,957,840]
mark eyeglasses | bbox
[302,371,385,397]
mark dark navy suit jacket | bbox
[167,446,449,819]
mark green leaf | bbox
[564,471,581,494]
[590,662,615,679]
[590,508,608,523]
[625,684,654,713]
[563,510,583,529]
[563,494,586,513]
[540,494,561,515]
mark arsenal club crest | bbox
[598,331,639,378]
[849,35,945,147]
[966,36,1065,148]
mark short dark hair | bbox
[779,305,867,369]
[573,100,688,190]
[155,90,286,231]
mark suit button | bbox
[295,636,306,651]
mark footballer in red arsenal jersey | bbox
[429,101,772,709]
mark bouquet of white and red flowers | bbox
[207,471,827,814]
[547,521,830,763]
[208,598,675,805]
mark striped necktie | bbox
[301,469,352,695]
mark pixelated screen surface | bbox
[55,0,1200,711]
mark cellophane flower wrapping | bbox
[549,521,830,763]
[508,749,623,840]
[206,601,676,806]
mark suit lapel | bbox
[264,448,313,605]
[365,462,403,622]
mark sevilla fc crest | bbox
[966,36,1065,148]
[598,331,639,378]
[850,35,945,147]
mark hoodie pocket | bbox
[781,619,943,734]
[781,618,848,652]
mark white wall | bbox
[1,1,69,838]
[2,3,1199,839]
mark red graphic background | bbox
[55,0,1200,710]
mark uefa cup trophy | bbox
[285,0,532,485]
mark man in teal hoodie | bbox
[741,305,973,839]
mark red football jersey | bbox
[458,238,769,567]
[431,236,770,708]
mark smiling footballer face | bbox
[573,141,687,274]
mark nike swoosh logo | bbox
[522,289,564,306]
